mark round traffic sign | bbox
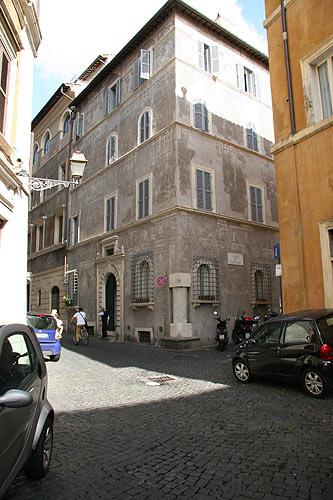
[157,276,167,287]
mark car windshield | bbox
[27,315,56,331]
[317,315,333,344]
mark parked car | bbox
[27,312,61,362]
[232,309,333,398]
[0,323,54,497]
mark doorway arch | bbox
[106,274,116,330]
[51,286,60,312]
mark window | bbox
[55,214,63,243]
[237,64,259,97]
[37,224,44,251]
[251,263,272,304]
[192,256,219,302]
[107,135,117,164]
[0,333,37,396]
[0,45,9,134]
[249,185,263,223]
[301,38,333,125]
[194,102,209,132]
[131,252,153,303]
[105,79,121,114]
[63,113,70,136]
[59,164,66,182]
[37,290,41,307]
[133,49,150,90]
[105,195,115,232]
[139,109,151,144]
[137,176,151,219]
[73,215,80,244]
[317,57,333,119]
[65,269,78,306]
[253,322,282,344]
[246,127,259,152]
[51,286,60,311]
[196,169,212,211]
[75,112,83,141]
[284,321,315,344]
[43,132,51,154]
[33,144,39,165]
[198,41,219,73]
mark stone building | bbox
[264,0,333,312]
[28,0,279,345]
[0,0,41,323]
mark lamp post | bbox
[17,151,87,191]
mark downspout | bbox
[281,0,296,135]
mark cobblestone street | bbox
[5,334,333,500]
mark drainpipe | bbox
[281,0,296,135]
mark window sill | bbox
[192,300,220,309]
[131,302,154,311]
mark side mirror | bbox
[0,389,33,408]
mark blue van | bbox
[27,312,61,361]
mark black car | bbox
[232,309,333,398]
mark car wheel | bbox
[302,368,327,399]
[233,359,252,383]
[50,353,60,362]
[25,417,53,479]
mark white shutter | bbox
[211,46,219,73]
[140,49,150,80]
[198,41,204,69]
[255,73,261,99]
[236,64,245,90]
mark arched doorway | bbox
[106,274,116,331]
[51,286,60,312]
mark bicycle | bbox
[73,325,89,346]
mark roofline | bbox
[31,84,74,130]
[71,0,269,108]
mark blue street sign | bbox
[273,243,280,259]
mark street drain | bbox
[146,375,176,385]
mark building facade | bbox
[264,0,333,312]
[29,0,279,344]
[0,0,41,323]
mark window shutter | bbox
[133,60,140,90]
[198,41,204,69]
[67,218,72,246]
[257,188,263,222]
[106,197,115,231]
[144,178,149,216]
[0,52,9,133]
[105,88,111,114]
[253,131,258,152]
[196,169,204,209]
[211,46,219,73]
[194,102,203,129]
[108,136,116,164]
[246,128,253,149]
[252,72,257,97]
[203,104,209,132]
[255,73,261,99]
[116,78,121,106]
[76,113,83,140]
[140,49,150,80]
[236,63,245,90]
[204,171,212,211]
[138,181,144,219]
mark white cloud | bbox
[36,0,267,83]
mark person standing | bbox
[97,307,110,338]
[52,309,63,338]
[71,307,87,344]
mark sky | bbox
[32,0,267,118]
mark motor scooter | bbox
[214,311,229,351]
[232,314,257,344]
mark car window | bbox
[27,315,56,331]
[0,333,37,396]
[284,321,315,344]
[317,315,333,344]
[253,322,283,344]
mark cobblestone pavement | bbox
[5,334,333,500]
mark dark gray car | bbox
[0,323,54,497]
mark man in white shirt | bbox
[70,307,87,344]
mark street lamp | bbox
[17,151,88,191]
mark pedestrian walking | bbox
[97,307,110,338]
[71,307,87,344]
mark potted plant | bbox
[63,295,72,306]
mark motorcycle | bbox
[214,311,229,351]
[232,314,258,345]
[264,308,279,322]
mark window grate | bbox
[138,331,151,343]
[192,256,219,301]
[65,269,78,306]
[251,263,272,303]
[131,252,153,303]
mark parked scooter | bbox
[264,308,279,322]
[214,311,229,351]
[232,314,258,345]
